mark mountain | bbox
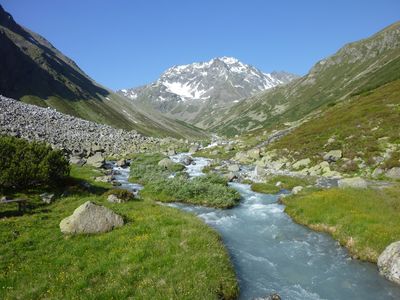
[212,21,400,136]
[0,5,207,139]
[118,57,298,128]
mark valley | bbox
[1,3,400,299]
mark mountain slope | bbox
[0,5,207,139]
[118,57,298,128]
[212,21,400,136]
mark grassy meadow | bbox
[0,164,239,299]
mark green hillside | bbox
[212,21,400,137]
[266,79,400,175]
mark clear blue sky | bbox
[2,0,399,90]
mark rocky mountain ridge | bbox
[0,95,160,157]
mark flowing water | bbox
[112,155,400,300]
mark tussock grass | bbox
[283,185,400,262]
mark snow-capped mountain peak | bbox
[117,57,298,126]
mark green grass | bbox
[251,182,281,194]
[193,146,235,160]
[282,185,400,262]
[0,164,239,299]
[251,175,314,194]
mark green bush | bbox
[0,136,70,190]
[142,174,240,209]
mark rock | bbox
[167,149,176,156]
[69,155,86,166]
[224,144,235,151]
[372,168,384,178]
[228,164,240,172]
[235,151,250,164]
[386,167,400,179]
[179,155,193,166]
[116,159,128,167]
[40,193,55,204]
[254,165,266,177]
[247,148,261,160]
[292,158,311,170]
[86,152,105,168]
[292,186,303,194]
[225,172,237,182]
[91,144,104,154]
[323,150,342,162]
[338,177,368,189]
[189,145,199,154]
[378,241,400,285]
[211,149,221,156]
[60,201,124,234]
[158,158,175,169]
[107,194,128,203]
[254,293,281,300]
[94,175,113,183]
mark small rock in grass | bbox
[40,193,55,204]
[292,186,303,194]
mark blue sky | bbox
[2,0,400,90]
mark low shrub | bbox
[104,188,135,201]
[0,136,70,190]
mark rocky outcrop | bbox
[0,95,159,156]
[338,177,368,189]
[292,158,311,170]
[59,201,124,234]
[228,164,240,172]
[386,167,400,179]
[378,241,400,285]
[158,158,175,169]
[86,152,105,168]
[323,150,342,162]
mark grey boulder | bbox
[386,167,400,180]
[158,158,175,169]
[228,164,240,172]
[323,150,342,162]
[378,241,400,285]
[86,152,105,168]
[338,177,368,189]
[60,201,124,234]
